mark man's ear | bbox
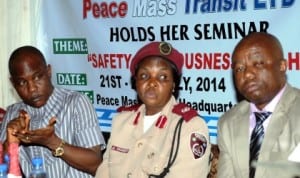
[280,59,287,72]
[47,64,52,77]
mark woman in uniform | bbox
[96,41,211,178]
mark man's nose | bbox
[243,67,255,80]
[27,81,38,92]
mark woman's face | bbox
[135,56,175,115]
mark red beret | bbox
[130,41,184,76]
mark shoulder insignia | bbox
[117,104,141,112]
[172,103,198,122]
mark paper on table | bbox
[253,160,300,177]
[288,143,300,162]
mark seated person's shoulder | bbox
[62,88,90,101]
[112,104,142,123]
[222,100,248,116]
[172,103,200,123]
[117,104,141,113]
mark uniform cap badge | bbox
[159,42,172,55]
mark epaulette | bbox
[172,103,198,122]
[116,104,141,112]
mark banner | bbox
[38,0,300,143]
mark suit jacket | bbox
[95,96,211,178]
[217,84,300,178]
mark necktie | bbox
[249,111,272,178]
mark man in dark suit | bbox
[217,32,300,178]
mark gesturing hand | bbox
[7,110,30,143]
[19,117,57,147]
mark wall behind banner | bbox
[38,0,300,144]
[0,0,41,109]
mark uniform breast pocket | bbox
[108,145,129,176]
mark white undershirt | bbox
[143,112,161,133]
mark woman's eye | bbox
[159,75,167,80]
[138,73,148,80]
